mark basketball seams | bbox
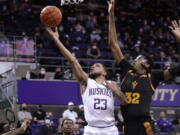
[40,6,62,27]
[46,7,56,27]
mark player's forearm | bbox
[113,89,127,105]
[109,12,118,43]
[108,12,124,63]
[52,36,76,63]
[51,36,88,82]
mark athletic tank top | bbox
[82,78,115,127]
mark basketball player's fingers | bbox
[104,81,111,89]
[174,20,179,28]
[111,81,116,84]
[102,81,107,86]
[45,27,49,32]
[169,26,174,30]
[172,20,178,28]
[45,27,52,33]
[106,81,112,86]
[55,27,58,32]
[178,20,180,27]
[172,21,176,28]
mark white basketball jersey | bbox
[82,78,115,127]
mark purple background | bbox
[18,80,82,105]
[151,85,180,106]
[18,80,180,106]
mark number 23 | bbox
[94,98,107,110]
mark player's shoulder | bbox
[87,78,96,83]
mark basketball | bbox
[40,6,62,27]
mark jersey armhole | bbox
[121,70,132,84]
[80,79,88,95]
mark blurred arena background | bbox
[0,0,180,134]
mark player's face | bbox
[62,120,74,133]
[89,63,106,77]
[133,55,150,71]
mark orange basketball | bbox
[40,6,62,27]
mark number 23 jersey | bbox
[82,78,115,127]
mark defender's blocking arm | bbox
[108,0,124,64]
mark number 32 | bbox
[125,92,140,104]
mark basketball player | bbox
[46,27,127,135]
[108,0,180,134]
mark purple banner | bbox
[18,80,82,105]
[151,85,180,106]
[18,80,180,106]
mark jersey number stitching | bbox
[94,98,107,110]
[125,92,140,104]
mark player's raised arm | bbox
[108,0,124,64]
[46,27,88,85]
[163,20,180,80]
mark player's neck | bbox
[136,68,146,75]
[95,76,105,84]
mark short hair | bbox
[102,64,108,74]
[61,118,73,127]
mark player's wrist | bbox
[113,88,120,95]
[109,12,114,16]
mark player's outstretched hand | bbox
[169,20,180,42]
[108,0,115,14]
[104,81,120,93]
[46,27,59,39]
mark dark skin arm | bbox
[108,0,124,64]
[104,81,127,105]
[109,6,178,80]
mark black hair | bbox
[102,64,108,75]
[61,118,73,127]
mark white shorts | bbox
[83,125,119,135]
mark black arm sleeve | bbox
[151,71,164,88]
[117,59,133,79]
